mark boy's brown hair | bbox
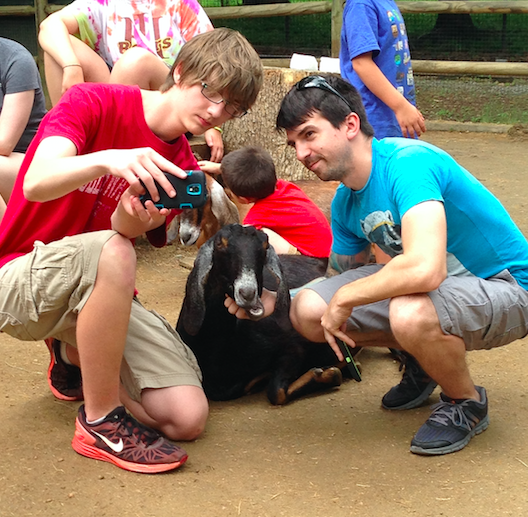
[161,28,263,113]
[221,146,276,199]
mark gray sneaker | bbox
[410,385,489,455]
[382,351,437,410]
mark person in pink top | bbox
[201,146,332,259]
[38,0,225,162]
[0,28,262,473]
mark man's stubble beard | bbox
[312,144,352,183]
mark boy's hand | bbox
[103,147,188,201]
[395,102,426,139]
[113,188,170,238]
[122,188,169,220]
[197,159,222,175]
[204,128,224,163]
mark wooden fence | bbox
[1,0,528,76]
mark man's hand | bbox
[224,289,277,320]
[320,297,357,361]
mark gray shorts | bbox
[309,264,528,351]
[0,231,202,401]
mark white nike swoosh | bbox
[92,431,124,453]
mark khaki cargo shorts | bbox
[0,230,202,401]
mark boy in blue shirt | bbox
[340,0,425,139]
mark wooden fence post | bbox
[34,0,49,103]
[331,0,343,58]
[34,0,48,68]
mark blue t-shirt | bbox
[331,138,528,289]
[339,0,416,139]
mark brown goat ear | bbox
[179,238,214,335]
[209,179,240,227]
[264,246,292,331]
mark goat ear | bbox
[264,245,292,331]
[209,180,240,226]
[179,238,214,335]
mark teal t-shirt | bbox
[331,137,528,289]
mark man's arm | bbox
[0,90,34,156]
[329,246,371,273]
[352,52,426,139]
[321,201,447,349]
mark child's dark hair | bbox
[276,75,374,136]
[220,146,276,199]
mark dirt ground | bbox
[1,131,528,517]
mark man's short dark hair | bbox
[276,75,374,137]
[221,146,276,199]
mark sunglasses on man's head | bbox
[296,75,354,113]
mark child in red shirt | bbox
[200,146,332,259]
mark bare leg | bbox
[290,287,395,347]
[262,228,296,255]
[120,385,208,441]
[390,294,479,401]
[76,234,136,421]
[43,35,110,106]
[110,48,169,90]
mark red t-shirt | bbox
[243,179,332,258]
[0,83,198,268]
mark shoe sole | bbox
[409,414,490,456]
[71,419,188,474]
[382,380,438,411]
[45,339,83,402]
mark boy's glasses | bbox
[201,83,247,118]
[296,75,354,113]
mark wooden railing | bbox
[1,0,528,76]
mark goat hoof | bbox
[275,388,287,405]
[308,366,342,386]
[320,366,343,387]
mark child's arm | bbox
[198,159,222,175]
[352,52,426,138]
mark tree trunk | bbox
[222,67,322,181]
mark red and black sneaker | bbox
[45,338,84,401]
[72,405,188,473]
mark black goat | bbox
[176,224,354,405]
